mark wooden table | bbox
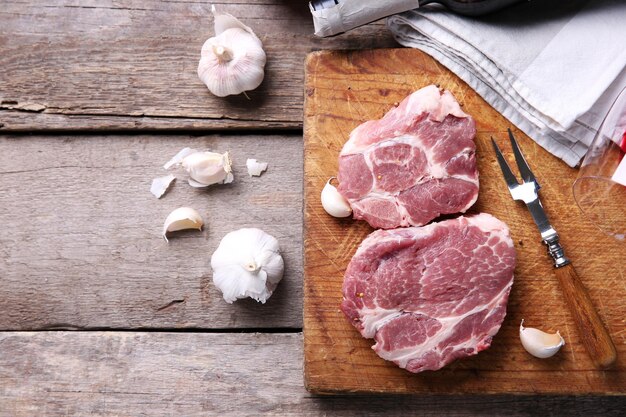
[0,1,623,415]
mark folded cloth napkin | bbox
[388,0,626,167]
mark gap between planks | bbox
[0,328,303,334]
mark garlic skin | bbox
[197,6,266,97]
[519,320,565,359]
[321,178,352,218]
[211,228,284,304]
[246,158,268,177]
[182,151,234,188]
[150,174,176,199]
[164,147,197,170]
[162,207,204,242]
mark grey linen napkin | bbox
[387,0,626,167]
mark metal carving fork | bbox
[492,129,617,369]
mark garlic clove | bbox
[164,147,197,169]
[321,177,352,218]
[246,158,268,177]
[150,174,176,199]
[211,228,284,304]
[197,7,266,97]
[188,178,209,188]
[182,151,233,187]
[162,207,204,242]
[519,320,565,359]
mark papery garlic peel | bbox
[519,320,565,359]
[162,207,204,242]
[150,174,176,199]
[164,147,196,170]
[197,6,266,97]
[246,158,268,177]
[211,228,284,304]
[321,177,352,218]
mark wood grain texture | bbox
[303,49,625,395]
[555,263,617,369]
[1,332,625,417]
[0,134,302,329]
[0,0,397,132]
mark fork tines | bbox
[491,136,519,189]
[507,128,539,188]
[491,129,540,190]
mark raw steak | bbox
[337,85,478,229]
[341,213,515,373]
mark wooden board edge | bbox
[302,383,626,397]
[302,50,317,394]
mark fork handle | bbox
[555,263,617,369]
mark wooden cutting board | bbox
[303,49,625,395]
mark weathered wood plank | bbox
[0,332,624,416]
[0,134,302,329]
[0,0,397,131]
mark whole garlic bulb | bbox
[211,228,284,304]
[182,151,234,188]
[197,6,266,97]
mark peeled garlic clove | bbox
[162,207,204,242]
[182,151,233,187]
[519,320,565,359]
[150,174,176,199]
[321,177,352,218]
[246,158,268,177]
[197,6,266,97]
[211,228,284,304]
